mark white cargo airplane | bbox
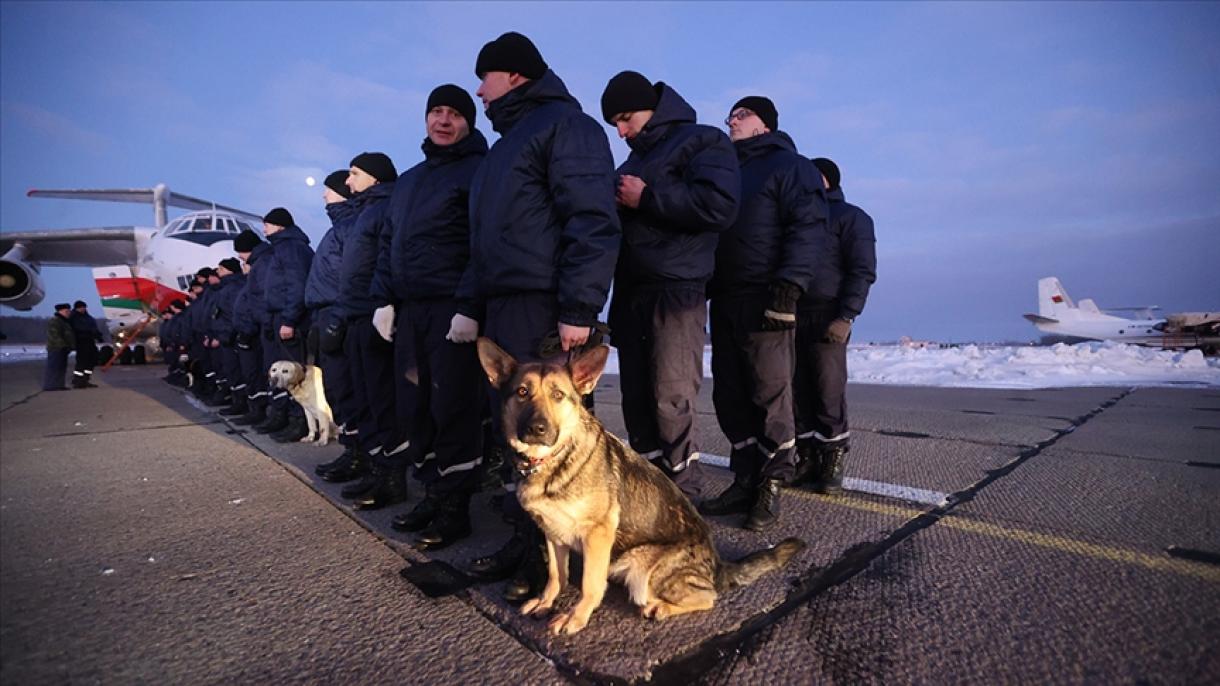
[0,185,264,347]
[1023,277,1219,352]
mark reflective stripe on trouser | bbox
[609,285,705,497]
[710,293,798,482]
[794,301,849,441]
[404,299,484,495]
[345,316,395,454]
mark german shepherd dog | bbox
[477,338,805,636]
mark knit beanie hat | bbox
[350,152,397,183]
[73,300,87,309]
[731,96,778,132]
[475,32,547,80]
[324,170,353,199]
[262,207,294,228]
[233,229,263,253]
[812,157,841,191]
[218,257,242,274]
[426,84,477,129]
[600,71,659,124]
[54,303,70,311]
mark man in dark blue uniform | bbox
[308,171,366,478]
[230,230,270,425]
[698,96,827,531]
[335,153,408,509]
[791,157,876,493]
[68,300,103,388]
[371,84,488,549]
[460,32,621,599]
[599,71,740,499]
[206,258,246,410]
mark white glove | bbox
[446,313,478,343]
[372,305,396,342]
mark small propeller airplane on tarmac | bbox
[0,185,264,352]
[1024,277,1219,353]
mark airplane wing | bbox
[0,227,147,266]
[1023,313,1059,324]
[28,188,264,224]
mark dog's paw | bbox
[299,435,315,444]
[520,597,553,617]
[641,600,671,621]
[547,610,588,636]
[316,438,330,447]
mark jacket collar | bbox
[485,70,580,135]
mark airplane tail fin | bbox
[27,184,262,229]
[1038,277,1077,319]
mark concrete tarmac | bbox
[1,360,1217,684]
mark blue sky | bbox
[2,1,1218,342]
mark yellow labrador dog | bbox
[267,360,336,445]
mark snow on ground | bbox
[604,341,1220,389]
[5,341,1217,389]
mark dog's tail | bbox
[715,538,806,592]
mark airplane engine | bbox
[0,249,46,311]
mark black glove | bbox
[761,280,801,331]
[319,317,346,354]
[235,332,252,350]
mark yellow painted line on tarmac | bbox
[817,495,1220,583]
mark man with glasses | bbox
[598,70,740,500]
[699,96,827,531]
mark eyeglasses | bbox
[724,109,755,126]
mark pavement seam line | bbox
[647,386,1137,684]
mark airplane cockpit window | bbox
[192,216,215,232]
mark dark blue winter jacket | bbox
[614,84,739,290]
[189,288,216,344]
[262,225,314,326]
[801,187,877,320]
[339,181,395,320]
[236,242,270,335]
[305,200,358,310]
[208,272,246,342]
[373,130,488,307]
[68,310,102,344]
[709,131,826,298]
[460,70,621,327]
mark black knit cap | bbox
[263,207,294,228]
[600,71,659,124]
[233,229,262,253]
[427,84,477,129]
[475,31,547,80]
[324,170,353,199]
[218,257,242,274]
[54,302,70,311]
[198,267,219,279]
[812,157,841,191]
[73,300,87,309]
[731,96,778,132]
[350,152,397,183]
[171,299,186,310]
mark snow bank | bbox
[605,341,1220,389]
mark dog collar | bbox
[516,455,545,476]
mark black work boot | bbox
[271,412,309,443]
[316,445,356,475]
[340,459,382,498]
[468,526,528,580]
[321,448,369,483]
[503,529,548,603]
[231,397,267,426]
[253,402,289,434]
[745,478,783,531]
[415,493,473,550]
[352,462,408,511]
[204,384,231,407]
[812,440,850,494]
[392,486,440,532]
[790,439,820,487]
[699,474,758,516]
[219,393,248,417]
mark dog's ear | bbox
[476,337,517,389]
[569,344,610,396]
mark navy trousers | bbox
[43,348,70,390]
[794,301,850,444]
[709,293,798,482]
[345,316,396,455]
[609,285,707,497]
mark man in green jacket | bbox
[43,303,76,391]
